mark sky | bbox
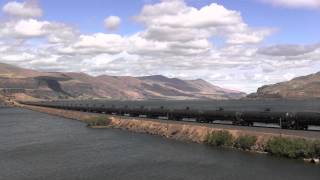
[0,0,319,93]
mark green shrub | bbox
[234,135,257,150]
[86,116,111,127]
[206,130,234,147]
[310,140,320,158]
[265,137,313,159]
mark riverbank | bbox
[0,94,15,107]
[18,104,319,163]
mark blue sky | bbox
[0,0,319,92]
[3,0,316,44]
[39,0,145,35]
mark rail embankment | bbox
[0,93,16,107]
[18,104,320,163]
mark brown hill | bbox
[248,72,320,99]
[0,63,246,100]
[0,63,44,78]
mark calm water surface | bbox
[0,108,319,180]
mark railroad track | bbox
[57,109,320,139]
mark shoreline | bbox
[17,104,319,164]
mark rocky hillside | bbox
[248,72,320,99]
[0,63,245,100]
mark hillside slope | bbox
[0,63,246,100]
[248,72,320,99]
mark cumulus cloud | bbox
[0,18,78,42]
[46,23,79,44]
[136,2,241,28]
[104,16,121,30]
[226,29,273,44]
[57,33,127,55]
[0,0,318,93]
[2,19,48,38]
[258,44,320,56]
[260,0,320,9]
[135,1,271,45]
[2,0,43,18]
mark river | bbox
[0,108,319,180]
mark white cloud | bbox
[137,2,242,28]
[2,1,43,18]
[1,52,35,62]
[258,44,320,56]
[0,19,78,43]
[226,29,272,44]
[56,33,127,55]
[104,16,121,30]
[128,33,212,57]
[260,0,320,9]
[135,1,271,45]
[13,19,48,37]
[0,19,48,38]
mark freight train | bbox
[21,100,320,130]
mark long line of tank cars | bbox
[22,101,320,130]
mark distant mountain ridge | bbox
[248,72,320,99]
[0,63,246,101]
